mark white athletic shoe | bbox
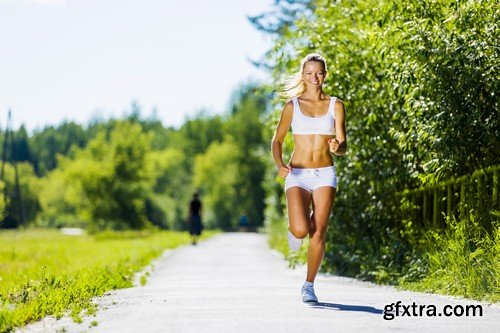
[301,283,318,303]
[287,230,302,251]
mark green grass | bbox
[399,216,500,303]
[0,228,217,332]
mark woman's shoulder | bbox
[333,98,346,117]
[328,95,344,106]
[283,98,295,111]
[286,96,298,104]
[277,99,294,120]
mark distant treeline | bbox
[0,83,271,231]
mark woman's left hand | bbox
[328,138,340,153]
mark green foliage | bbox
[146,148,191,230]
[0,163,40,228]
[0,182,6,223]
[28,122,88,176]
[36,168,79,228]
[0,228,216,332]
[156,83,272,231]
[190,84,272,230]
[60,121,153,231]
[169,112,225,159]
[401,215,499,302]
[24,102,172,177]
[194,140,241,230]
[12,126,33,163]
[0,125,33,169]
[225,83,270,227]
[389,0,500,182]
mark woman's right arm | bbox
[271,101,293,178]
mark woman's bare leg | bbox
[306,186,336,282]
[286,187,312,239]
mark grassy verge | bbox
[0,228,217,332]
[399,216,499,303]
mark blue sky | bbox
[0,0,273,132]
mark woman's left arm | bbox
[329,99,347,156]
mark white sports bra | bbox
[291,96,336,135]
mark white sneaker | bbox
[287,230,302,251]
[301,283,318,303]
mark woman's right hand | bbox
[278,164,292,179]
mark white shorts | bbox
[284,166,338,193]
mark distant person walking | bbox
[271,53,347,302]
[238,212,249,232]
[188,192,203,245]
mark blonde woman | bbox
[271,53,347,302]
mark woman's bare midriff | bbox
[289,134,334,168]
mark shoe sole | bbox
[302,298,318,303]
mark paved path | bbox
[20,233,499,332]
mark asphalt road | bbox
[19,233,499,333]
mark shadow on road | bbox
[307,302,383,314]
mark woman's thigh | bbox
[286,186,312,230]
[311,186,336,229]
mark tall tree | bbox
[225,83,270,228]
[61,121,152,231]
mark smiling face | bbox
[302,60,327,88]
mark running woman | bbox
[271,53,347,302]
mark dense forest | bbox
[1,0,498,300]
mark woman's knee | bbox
[310,223,328,240]
[289,223,309,239]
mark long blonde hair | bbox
[281,53,328,99]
